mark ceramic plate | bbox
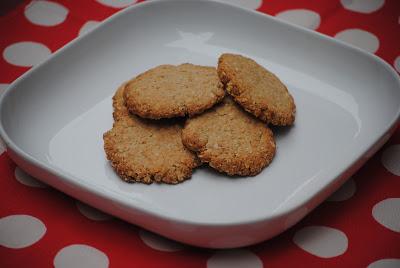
[1,0,399,248]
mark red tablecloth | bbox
[1,0,400,267]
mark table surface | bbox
[0,0,399,267]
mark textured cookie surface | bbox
[112,83,130,121]
[182,98,276,176]
[103,85,199,184]
[218,53,296,126]
[124,64,225,119]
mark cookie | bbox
[181,98,276,176]
[103,85,200,184]
[112,83,130,121]
[124,64,225,119]
[217,53,296,126]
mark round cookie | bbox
[103,85,200,184]
[217,53,296,126]
[182,98,276,176]
[124,64,225,119]
[112,83,130,121]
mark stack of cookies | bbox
[103,54,296,184]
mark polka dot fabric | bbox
[0,0,399,267]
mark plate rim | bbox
[1,0,400,228]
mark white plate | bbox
[1,0,399,248]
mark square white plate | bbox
[1,0,399,248]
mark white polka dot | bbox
[368,259,400,268]
[394,56,400,73]
[25,0,68,26]
[327,178,356,201]
[3,42,51,67]
[216,0,262,10]
[0,215,46,249]
[207,249,262,268]
[76,201,111,221]
[139,230,184,252]
[382,144,400,176]
[293,226,348,258]
[15,167,47,188]
[341,0,385,14]
[276,9,321,30]
[79,21,101,36]
[54,244,109,268]
[335,29,379,53]
[372,198,400,232]
[96,0,137,8]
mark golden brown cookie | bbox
[124,64,225,119]
[218,53,296,126]
[103,85,200,184]
[181,98,276,176]
[112,83,130,121]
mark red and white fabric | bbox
[0,0,399,267]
